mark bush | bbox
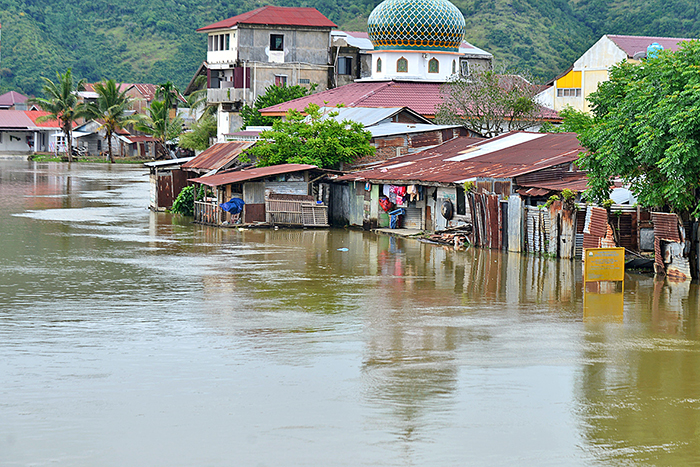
[171,185,195,216]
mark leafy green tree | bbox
[436,69,544,137]
[578,41,700,218]
[539,106,593,134]
[240,84,316,128]
[28,68,86,162]
[135,100,184,159]
[243,104,374,169]
[179,113,217,151]
[84,79,139,163]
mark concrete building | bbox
[537,35,695,113]
[196,6,337,139]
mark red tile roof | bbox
[182,141,255,171]
[261,81,444,117]
[24,110,65,128]
[607,34,695,58]
[261,80,559,120]
[0,91,28,107]
[189,164,318,187]
[337,132,584,184]
[197,6,336,32]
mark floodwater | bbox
[1,161,699,467]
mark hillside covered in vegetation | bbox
[0,0,698,96]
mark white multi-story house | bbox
[195,6,337,139]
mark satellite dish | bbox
[632,51,647,60]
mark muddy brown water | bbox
[1,161,699,466]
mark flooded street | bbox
[1,161,699,466]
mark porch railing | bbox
[194,200,220,225]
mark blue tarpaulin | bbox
[219,197,245,214]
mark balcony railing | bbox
[207,88,248,104]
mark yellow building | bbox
[537,34,695,113]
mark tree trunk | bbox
[107,133,114,164]
[65,122,73,163]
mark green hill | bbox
[0,0,698,96]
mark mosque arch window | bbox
[397,57,408,73]
[377,58,382,73]
[428,58,439,73]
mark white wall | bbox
[574,36,628,70]
[0,131,32,153]
[371,51,459,81]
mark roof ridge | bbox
[607,33,696,41]
[351,81,394,106]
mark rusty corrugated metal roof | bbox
[337,132,583,184]
[189,164,318,187]
[652,212,681,242]
[517,173,589,192]
[517,187,550,197]
[583,206,608,238]
[182,141,255,171]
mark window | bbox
[557,88,581,97]
[397,57,408,73]
[456,186,466,215]
[275,75,288,86]
[338,57,352,75]
[452,60,456,74]
[270,34,284,51]
[428,58,439,73]
[209,33,231,51]
[299,78,310,84]
[376,58,382,73]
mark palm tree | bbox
[135,99,184,159]
[28,68,86,162]
[85,79,139,163]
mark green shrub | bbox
[561,188,576,201]
[171,185,195,216]
[601,198,615,209]
[545,194,560,208]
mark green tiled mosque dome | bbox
[367,0,466,52]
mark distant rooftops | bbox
[0,91,29,109]
[606,34,695,58]
[260,80,559,121]
[197,6,337,32]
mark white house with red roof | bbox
[0,110,72,154]
[195,5,337,139]
[537,34,696,113]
